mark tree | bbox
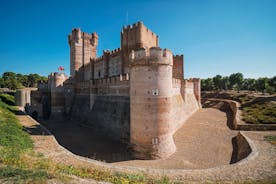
[242,78,256,91]
[201,78,215,91]
[213,75,223,90]
[2,72,20,90]
[268,76,276,92]
[229,73,244,92]
[27,73,41,87]
[255,77,269,94]
[0,77,4,88]
[221,76,230,90]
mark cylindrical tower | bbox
[129,47,176,159]
[15,89,26,107]
[48,72,67,119]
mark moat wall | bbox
[70,94,130,142]
[68,77,131,142]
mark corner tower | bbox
[68,28,98,78]
[129,47,176,159]
[121,21,159,74]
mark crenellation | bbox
[130,47,173,66]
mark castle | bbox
[18,21,201,159]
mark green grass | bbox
[242,102,276,124]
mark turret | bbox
[48,72,67,119]
[68,28,98,79]
[121,21,159,74]
[129,47,176,159]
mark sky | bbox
[0,0,275,79]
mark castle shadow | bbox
[23,124,51,136]
[39,119,134,163]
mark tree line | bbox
[201,73,276,94]
[0,72,47,90]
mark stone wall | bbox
[108,49,122,77]
[69,75,130,142]
[173,55,184,79]
[70,94,130,142]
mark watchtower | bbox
[129,47,176,159]
[121,21,159,74]
[68,28,98,78]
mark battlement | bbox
[130,47,173,65]
[68,28,82,44]
[173,54,184,58]
[48,72,66,78]
[172,78,182,88]
[122,21,143,32]
[93,56,104,63]
[68,28,98,46]
[109,48,121,56]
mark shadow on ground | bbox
[39,120,134,163]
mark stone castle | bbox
[18,21,201,159]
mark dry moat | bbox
[40,105,238,169]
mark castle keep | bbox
[25,22,201,159]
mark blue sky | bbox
[0,0,275,79]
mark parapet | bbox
[68,28,98,46]
[48,72,67,89]
[122,21,143,32]
[68,28,82,44]
[110,48,121,56]
[173,54,184,59]
[130,47,173,66]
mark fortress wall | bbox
[70,76,130,141]
[94,57,106,79]
[169,79,200,137]
[84,63,91,81]
[173,55,184,79]
[109,53,122,77]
